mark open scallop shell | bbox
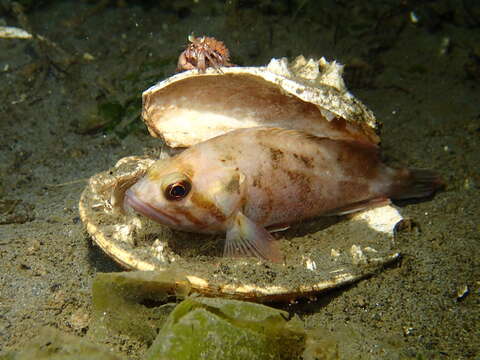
[142,56,380,148]
[80,156,402,302]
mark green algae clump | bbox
[91,270,190,344]
[145,297,305,360]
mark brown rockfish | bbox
[124,127,443,262]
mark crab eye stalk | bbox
[165,180,191,201]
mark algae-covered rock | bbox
[145,297,305,360]
[89,272,408,359]
[90,270,190,343]
[0,327,125,360]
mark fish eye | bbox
[165,180,191,201]
[161,172,192,201]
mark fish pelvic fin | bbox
[324,197,391,216]
[225,212,283,263]
[390,168,445,200]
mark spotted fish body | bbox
[124,127,442,262]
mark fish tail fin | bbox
[390,168,445,200]
[225,212,283,263]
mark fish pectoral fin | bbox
[225,212,283,263]
[324,197,391,216]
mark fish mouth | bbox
[124,188,179,226]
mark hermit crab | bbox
[176,35,233,72]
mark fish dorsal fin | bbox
[225,211,282,263]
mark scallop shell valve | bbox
[142,56,380,148]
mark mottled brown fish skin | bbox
[218,128,383,226]
[125,127,442,238]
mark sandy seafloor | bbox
[0,1,478,359]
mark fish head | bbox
[124,158,245,233]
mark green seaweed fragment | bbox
[145,297,305,360]
[90,270,190,344]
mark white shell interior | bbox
[142,63,379,148]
